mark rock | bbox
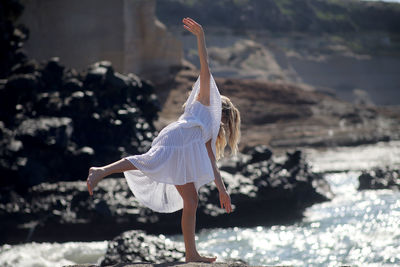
[16,117,73,149]
[65,263,255,267]
[358,167,400,190]
[41,57,64,90]
[0,56,160,189]
[101,230,185,265]
[0,73,39,123]
[196,148,334,228]
[0,146,334,244]
[207,39,301,82]
[244,145,273,164]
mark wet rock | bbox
[358,167,400,190]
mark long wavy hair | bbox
[216,95,241,160]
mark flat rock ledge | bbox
[63,263,291,267]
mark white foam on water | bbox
[303,140,400,173]
[0,241,107,267]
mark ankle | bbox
[185,251,200,259]
[90,167,106,180]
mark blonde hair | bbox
[216,95,241,160]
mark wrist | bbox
[196,31,205,40]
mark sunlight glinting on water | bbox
[190,170,400,267]
[303,141,400,173]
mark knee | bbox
[183,194,198,211]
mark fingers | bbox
[183,24,195,34]
[220,196,232,213]
[182,18,194,28]
[185,17,199,26]
[87,180,93,196]
[182,17,201,30]
[183,17,196,25]
[224,200,232,213]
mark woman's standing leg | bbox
[175,183,216,263]
[86,158,137,195]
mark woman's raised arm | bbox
[182,17,211,106]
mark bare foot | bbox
[86,167,105,196]
[186,254,217,263]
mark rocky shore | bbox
[0,145,333,244]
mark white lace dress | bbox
[123,74,222,213]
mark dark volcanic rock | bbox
[0,146,333,244]
[101,230,185,265]
[0,178,178,244]
[197,148,334,228]
[358,167,400,190]
[0,58,160,189]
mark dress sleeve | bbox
[183,74,221,158]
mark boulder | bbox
[101,230,185,265]
[358,167,400,190]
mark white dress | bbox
[123,74,222,213]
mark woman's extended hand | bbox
[219,189,232,213]
[182,17,204,38]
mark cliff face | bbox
[156,0,400,105]
[18,0,182,81]
[122,0,183,80]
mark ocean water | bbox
[1,141,400,267]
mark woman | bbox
[86,17,241,263]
